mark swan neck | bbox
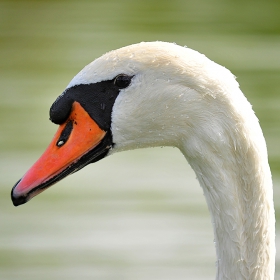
[181,118,275,279]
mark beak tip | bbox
[11,195,26,207]
[11,193,27,207]
[11,180,27,207]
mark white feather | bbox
[69,42,275,279]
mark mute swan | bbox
[11,42,275,279]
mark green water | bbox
[1,1,280,279]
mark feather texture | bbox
[69,42,275,279]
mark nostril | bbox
[57,140,65,147]
[56,121,74,147]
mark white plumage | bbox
[68,42,275,279]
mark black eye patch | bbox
[49,77,133,131]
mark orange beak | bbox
[11,101,111,206]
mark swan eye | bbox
[114,74,132,89]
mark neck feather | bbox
[180,99,275,279]
[109,45,275,279]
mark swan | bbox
[11,41,275,279]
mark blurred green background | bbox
[1,0,280,279]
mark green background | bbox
[1,0,279,279]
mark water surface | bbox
[1,1,280,279]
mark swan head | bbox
[11,41,243,206]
